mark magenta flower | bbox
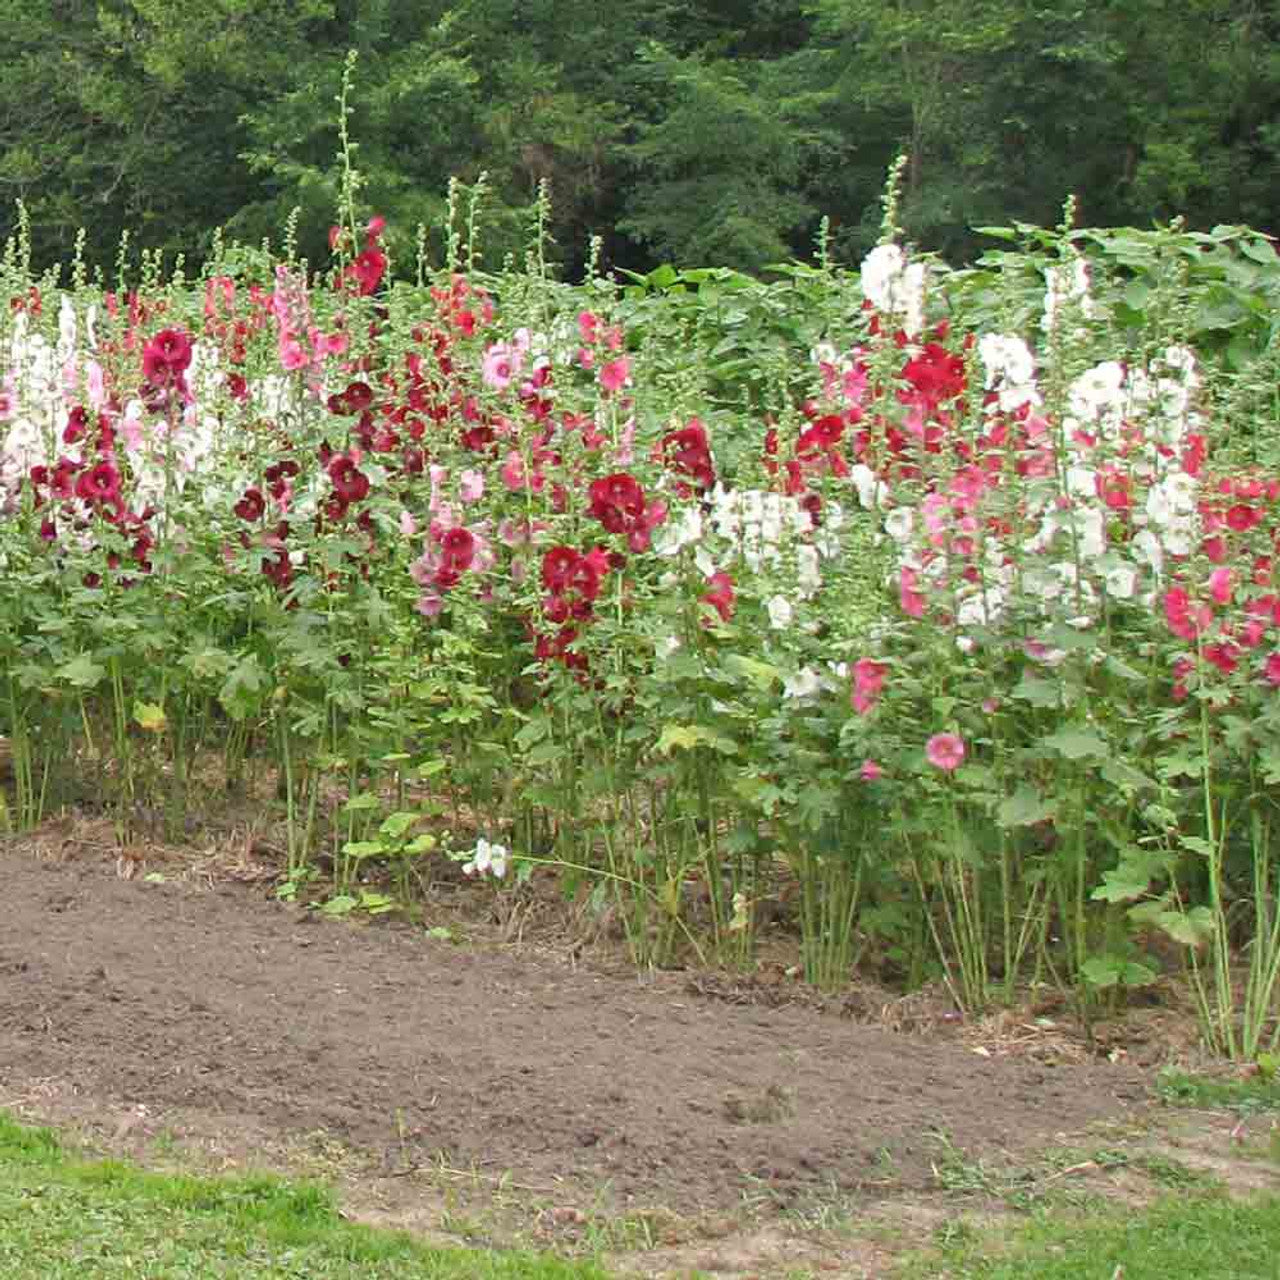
[859,759,883,782]
[925,733,966,772]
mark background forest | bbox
[2,0,1278,275]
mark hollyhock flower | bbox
[599,356,631,395]
[851,657,888,715]
[588,472,666,550]
[463,837,508,879]
[459,469,485,502]
[142,327,193,391]
[925,733,966,772]
[660,420,716,492]
[348,247,386,296]
[482,341,524,391]
[328,456,370,505]
[899,566,927,619]
[1207,567,1234,606]
[234,488,266,523]
[859,759,883,782]
[74,461,121,506]
[1264,653,1280,687]
[766,595,793,629]
[701,571,735,623]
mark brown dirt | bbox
[0,836,1166,1272]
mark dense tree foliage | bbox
[2,0,1277,274]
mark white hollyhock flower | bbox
[463,837,508,879]
[766,594,793,629]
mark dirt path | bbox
[0,842,1156,1271]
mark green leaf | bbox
[318,895,358,917]
[404,834,437,855]
[133,701,167,733]
[378,812,418,841]
[341,793,380,812]
[1041,726,1110,761]
[996,784,1056,828]
[218,654,265,720]
[1011,675,1062,708]
[56,654,105,689]
[722,654,780,690]
[655,723,738,755]
[341,841,385,859]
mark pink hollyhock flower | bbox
[599,356,631,394]
[1208,567,1234,606]
[859,759,883,782]
[482,342,523,391]
[850,658,888,715]
[458,469,485,502]
[1263,653,1280,686]
[899,566,927,619]
[925,733,966,772]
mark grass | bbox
[900,1190,1280,1278]
[0,1111,610,1279]
[1157,1067,1280,1115]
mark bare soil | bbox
[0,834,1229,1276]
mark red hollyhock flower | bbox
[701,571,735,624]
[347,248,386,296]
[440,526,476,573]
[660,420,716,492]
[588,472,645,534]
[75,461,121,506]
[142,328,193,386]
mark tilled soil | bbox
[0,844,1147,1216]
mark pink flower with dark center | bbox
[925,733,966,772]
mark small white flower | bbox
[463,837,508,879]
[766,594,794,629]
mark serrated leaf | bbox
[56,654,105,689]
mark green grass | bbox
[0,1111,609,1279]
[901,1192,1280,1278]
[1157,1067,1280,1115]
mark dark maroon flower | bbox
[328,456,370,504]
[234,487,266,523]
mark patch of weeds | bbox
[928,1132,1031,1204]
[782,1177,861,1235]
[1157,1067,1280,1116]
